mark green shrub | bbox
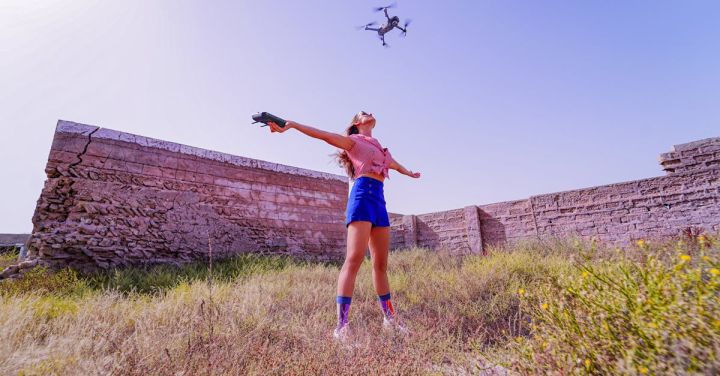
[509,236,720,374]
[0,249,19,269]
[0,266,90,297]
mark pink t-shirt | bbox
[346,134,394,179]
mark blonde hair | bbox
[334,113,362,178]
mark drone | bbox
[358,3,411,47]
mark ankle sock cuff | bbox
[336,296,352,304]
[378,293,391,302]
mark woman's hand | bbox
[268,120,296,133]
[408,171,421,178]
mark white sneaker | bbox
[382,316,410,335]
[333,324,351,343]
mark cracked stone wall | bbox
[25,120,349,273]
[392,137,720,253]
[16,120,720,275]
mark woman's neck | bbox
[358,129,373,137]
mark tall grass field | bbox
[0,235,718,375]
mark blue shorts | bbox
[345,176,390,228]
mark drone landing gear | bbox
[364,26,388,47]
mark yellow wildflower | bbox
[710,268,720,276]
[541,303,548,310]
[639,366,649,374]
[703,256,711,262]
[584,359,591,368]
[518,288,525,296]
[582,271,590,278]
[680,254,691,262]
[636,239,646,247]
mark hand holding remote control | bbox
[267,120,292,133]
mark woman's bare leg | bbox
[368,226,407,333]
[337,221,373,296]
[368,226,391,295]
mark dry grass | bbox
[0,235,718,375]
[1,246,554,375]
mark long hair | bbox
[334,113,361,179]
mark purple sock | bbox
[336,296,352,328]
[378,293,395,319]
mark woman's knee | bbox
[372,259,388,273]
[342,255,364,272]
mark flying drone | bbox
[358,3,411,47]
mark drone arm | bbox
[290,122,354,150]
[384,8,391,20]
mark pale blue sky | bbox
[1,1,719,233]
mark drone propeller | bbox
[355,21,377,30]
[373,2,396,12]
[401,19,411,36]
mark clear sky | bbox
[1,1,719,233]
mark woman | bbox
[267,111,421,341]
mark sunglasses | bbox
[360,111,373,116]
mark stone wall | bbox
[392,137,720,253]
[6,121,719,277]
[24,120,349,273]
[659,137,720,174]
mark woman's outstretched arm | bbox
[389,159,421,178]
[268,121,354,151]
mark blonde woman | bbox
[267,111,420,341]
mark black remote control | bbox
[251,112,287,127]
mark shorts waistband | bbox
[354,176,384,186]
